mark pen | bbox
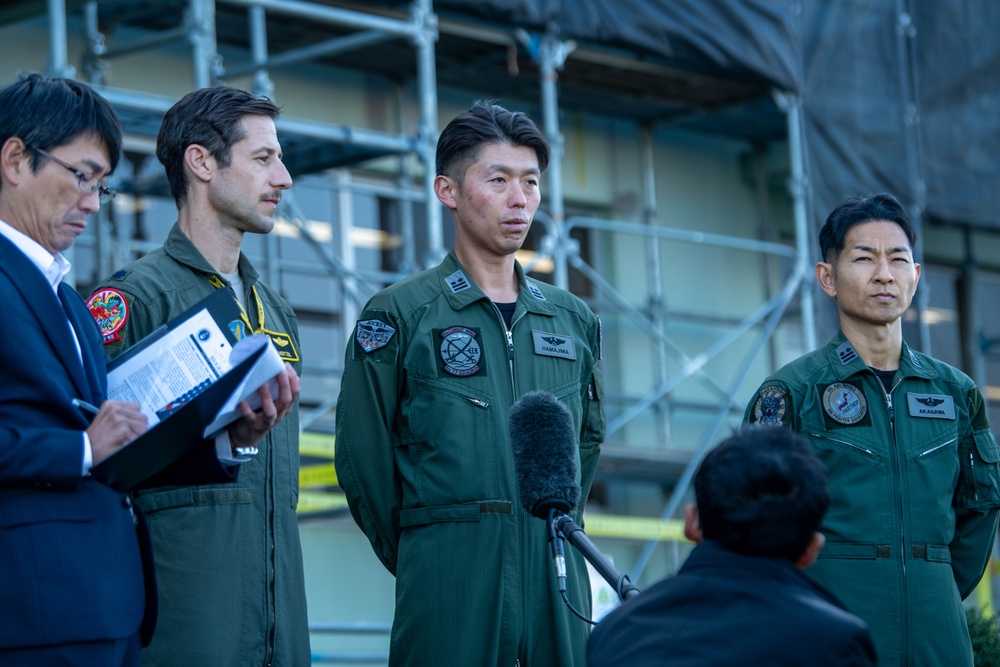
[71,398,100,415]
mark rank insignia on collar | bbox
[526,281,547,301]
[835,341,858,365]
[822,382,868,425]
[445,270,471,294]
[908,349,923,367]
[87,288,128,344]
[356,319,396,353]
[438,326,482,377]
[752,386,787,426]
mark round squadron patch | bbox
[822,382,868,425]
[439,326,482,377]
[87,288,128,344]
[752,386,787,425]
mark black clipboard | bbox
[91,340,267,491]
[91,288,250,492]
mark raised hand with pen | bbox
[82,399,149,465]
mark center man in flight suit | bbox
[336,101,605,666]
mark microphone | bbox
[508,390,580,518]
[508,391,640,612]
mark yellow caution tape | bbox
[299,431,335,458]
[300,462,338,488]
[582,514,688,542]
[297,491,350,515]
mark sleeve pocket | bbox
[960,430,1000,510]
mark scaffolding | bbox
[36,0,814,604]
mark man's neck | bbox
[177,208,243,275]
[840,319,904,370]
[454,244,520,303]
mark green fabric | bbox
[744,332,1000,667]
[336,250,604,667]
[94,224,309,667]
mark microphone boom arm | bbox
[553,513,641,602]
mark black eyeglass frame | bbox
[29,146,117,204]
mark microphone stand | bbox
[552,512,641,603]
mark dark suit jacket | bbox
[0,233,155,649]
[587,541,877,667]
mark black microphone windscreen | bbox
[508,390,580,519]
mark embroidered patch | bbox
[526,281,547,301]
[87,288,128,344]
[908,349,923,368]
[445,270,472,294]
[822,382,868,425]
[752,386,787,425]
[356,319,396,353]
[230,320,247,341]
[532,330,576,360]
[907,393,956,419]
[439,326,482,377]
[836,341,858,366]
[263,328,300,363]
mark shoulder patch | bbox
[526,280,547,301]
[822,382,868,425]
[444,270,472,294]
[87,288,129,344]
[752,386,787,425]
[356,319,396,353]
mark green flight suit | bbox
[744,332,1000,666]
[336,251,605,667]
[89,224,309,667]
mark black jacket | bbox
[587,541,877,666]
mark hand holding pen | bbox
[75,398,149,464]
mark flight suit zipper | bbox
[884,376,909,665]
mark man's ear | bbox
[815,261,837,298]
[0,137,29,186]
[434,174,458,210]
[794,531,826,570]
[683,504,703,544]
[183,144,214,184]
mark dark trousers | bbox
[0,633,141,667]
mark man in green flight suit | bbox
[744,193,1000,666]
[88,86,309,666]
[336,101,605,666]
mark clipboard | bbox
[91,341,268,491]
[91,288,255,492]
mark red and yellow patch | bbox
[87,288,129,344]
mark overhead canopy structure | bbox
[417,0,1000,233]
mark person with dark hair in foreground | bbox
[336,100,605,666]
[89,85,307,666]
[0,73,154,665]
[744,193,1000,666]
[587,427,877,667]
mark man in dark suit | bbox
[587,426,877,667]
[0,74,155,665]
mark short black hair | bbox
[819,193,916,263]
[435,100,550,182]
[694,426,829,562]
[156,85,281,205]
[0,73,122,177]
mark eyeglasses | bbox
[30,146,117,204]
